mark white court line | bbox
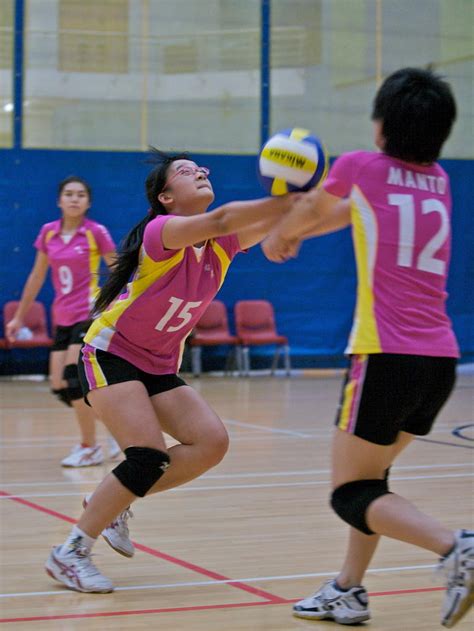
[1,472,472,499]
[0,563,437,599]
[0,433,328,449]
[0,422,460,444]
[0,428,465,449]
[1,462,473,488]
[0,436,92,444]
[224,419,313,438]
[225,421,470,438]
[0,419,459,436]
[0,436,324,449]
[206,462,473,477]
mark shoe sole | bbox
[82,498,135,558]
[442,590,474,628]
[45,557,114,593]
[293,610,371,624]
[61,461,104,468]
[102,532,135,558]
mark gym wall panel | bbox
[1,149,472,373]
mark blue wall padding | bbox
[0,149,472,372]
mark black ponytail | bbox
[93,147,188,315]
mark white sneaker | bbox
[107,436,121,460]
[45,544,114,593]
[292,579,371,624]
[61,445,104,468]
[440,529,474,628]
[83,495,135,558]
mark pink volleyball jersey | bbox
[84,215,243,374]
[34,218,115,326]
[323,151,459,357]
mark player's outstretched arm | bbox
[299,197,351,239]
[262,188,350,262]
[161,195,295,250]
[233,193,305,249]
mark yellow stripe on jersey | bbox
[85,229,101,309]
[210,240,232,289]
[86,248,185,345]
[90,350,108,388]
[347,186,381,352]
[44,230,56,245]
[338,376,356,431]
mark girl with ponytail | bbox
[93,149,186,314]
[45,147,299,593]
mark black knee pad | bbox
[63,364,83,401]
[330,479,391,535]
[52,388,72,407]
[112,446,170,497]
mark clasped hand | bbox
[261,233,301,263]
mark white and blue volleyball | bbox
[258,127,328,195]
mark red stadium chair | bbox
[188,300,241,376]
[234,300,291,376]
[3,301,53,349]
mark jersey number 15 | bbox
[155,297,203,333]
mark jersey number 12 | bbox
[389,194,449,276]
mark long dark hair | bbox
[93,148,188,314]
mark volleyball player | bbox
[262,68,473,628]
[44,149,298,592]
[6,176,120,466]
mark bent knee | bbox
[113,446,170,497]
[216,428,230,460]
[330,478,391,535]
[203,425,229,466]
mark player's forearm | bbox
[14,273,45,320]
[299,199,351,239]
[273,189,349,242]
[270,195,321,242]
[215,195,293,234]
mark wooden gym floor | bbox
[0,369,472,630]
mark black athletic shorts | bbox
[78,344,187,405]
[51,320,92,352]
[334,353,457,445]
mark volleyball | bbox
[258,127,329,195]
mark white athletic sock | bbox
[60,525,97,555]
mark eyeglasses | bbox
[165,165,210,188]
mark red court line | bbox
[0,491,76,524]
[0,587,446,624]
[0,490,282,602]
[0,491,447,625]
[133,542,283,601]
[3,601,270,624]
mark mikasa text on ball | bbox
[258,127,328,195]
